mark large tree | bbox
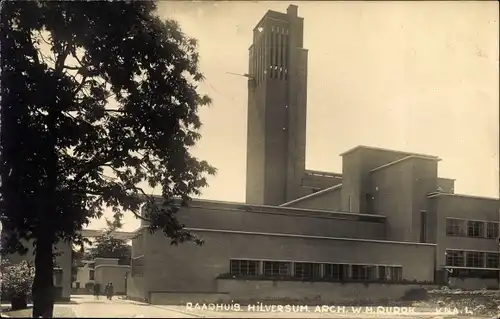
[0,1,215,317]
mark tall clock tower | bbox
[245,5,309,206]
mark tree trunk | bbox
[10,293,28,311]
[32,235,55,318]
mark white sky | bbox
[88,1,499,232]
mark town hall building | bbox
[127,5,500,304]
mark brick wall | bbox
[433,195,500,269]
[172,203,386,240]
[142,229,435,294]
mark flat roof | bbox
[370,155,441,173]
[132,225,435,247]
[137,197,386,234]
[186,228,436,247]
[438,177,456,181]
[304,170,342,179]
[339,145,439,159]
[427,192,499,201]
[186,198,385,220]
[280,184,342,207]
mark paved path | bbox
[71,296,496,319]
[70,296,494,318]
[71,296,195,318]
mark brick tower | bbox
[245,5,308,205]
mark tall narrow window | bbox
[280,29,286,79]
[270,27,276,79]
[249,46,255,80]
[283,30,288,80]
[276,27,282,79]
[420,210,427,243]
[486,222,498,239]
[260,32,266,82]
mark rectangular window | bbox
[75,282,80,289]
[229,260,259,276]
[467,221,485,238]
[387,266,403,281]
[486,222,498,239]
[446,219,466,236]
[351,265,377,281]
[378,266,387,280]
[486,252,499,268]
[263,261,291,277]
[294,263,321,280]
[420,211,427,243]
[89,269,95,281]
[466,251,485,268]
[446,250,465,267]
[379,266,403,281]
[324,264,342,280]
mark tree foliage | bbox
[1,1,215,316]
[88,219,131,265]
[1,259,35,299]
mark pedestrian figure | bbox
[93,283,101,300]
[105,283,111,300]
[107,282,114,300]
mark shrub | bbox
[1,258,35,310]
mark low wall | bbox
[150,291,230,305]
[448,277,498,290]
[217,279,435,304]
[94,264,130,294]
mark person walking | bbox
[107,283,114,300]
[93,283,101,300]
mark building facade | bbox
[127,5,500,304]
[72,260,95,293]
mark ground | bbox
[2,295,497,318]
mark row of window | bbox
[446,218,499,239]
[446,250,500,268]
[229,259,403,282]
